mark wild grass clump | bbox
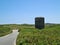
[0,25,12,37]
[16,24,60,45]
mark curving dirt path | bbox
[0,30,19,45]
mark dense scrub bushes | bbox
[16,24,60,45]
[0,25,12,37]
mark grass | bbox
[16,24,60,45]
[0,24,60,45]
[0,25,12,37]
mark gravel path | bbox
[0,30,19,45]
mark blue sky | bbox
[0,0,60,24]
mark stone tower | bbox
[35,17,45,29]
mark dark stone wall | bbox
[35,17,45,29]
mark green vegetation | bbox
[0,24,60,45]
[0,25,12,37]
[16,24,60,45]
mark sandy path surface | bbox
[0,30,19,45]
